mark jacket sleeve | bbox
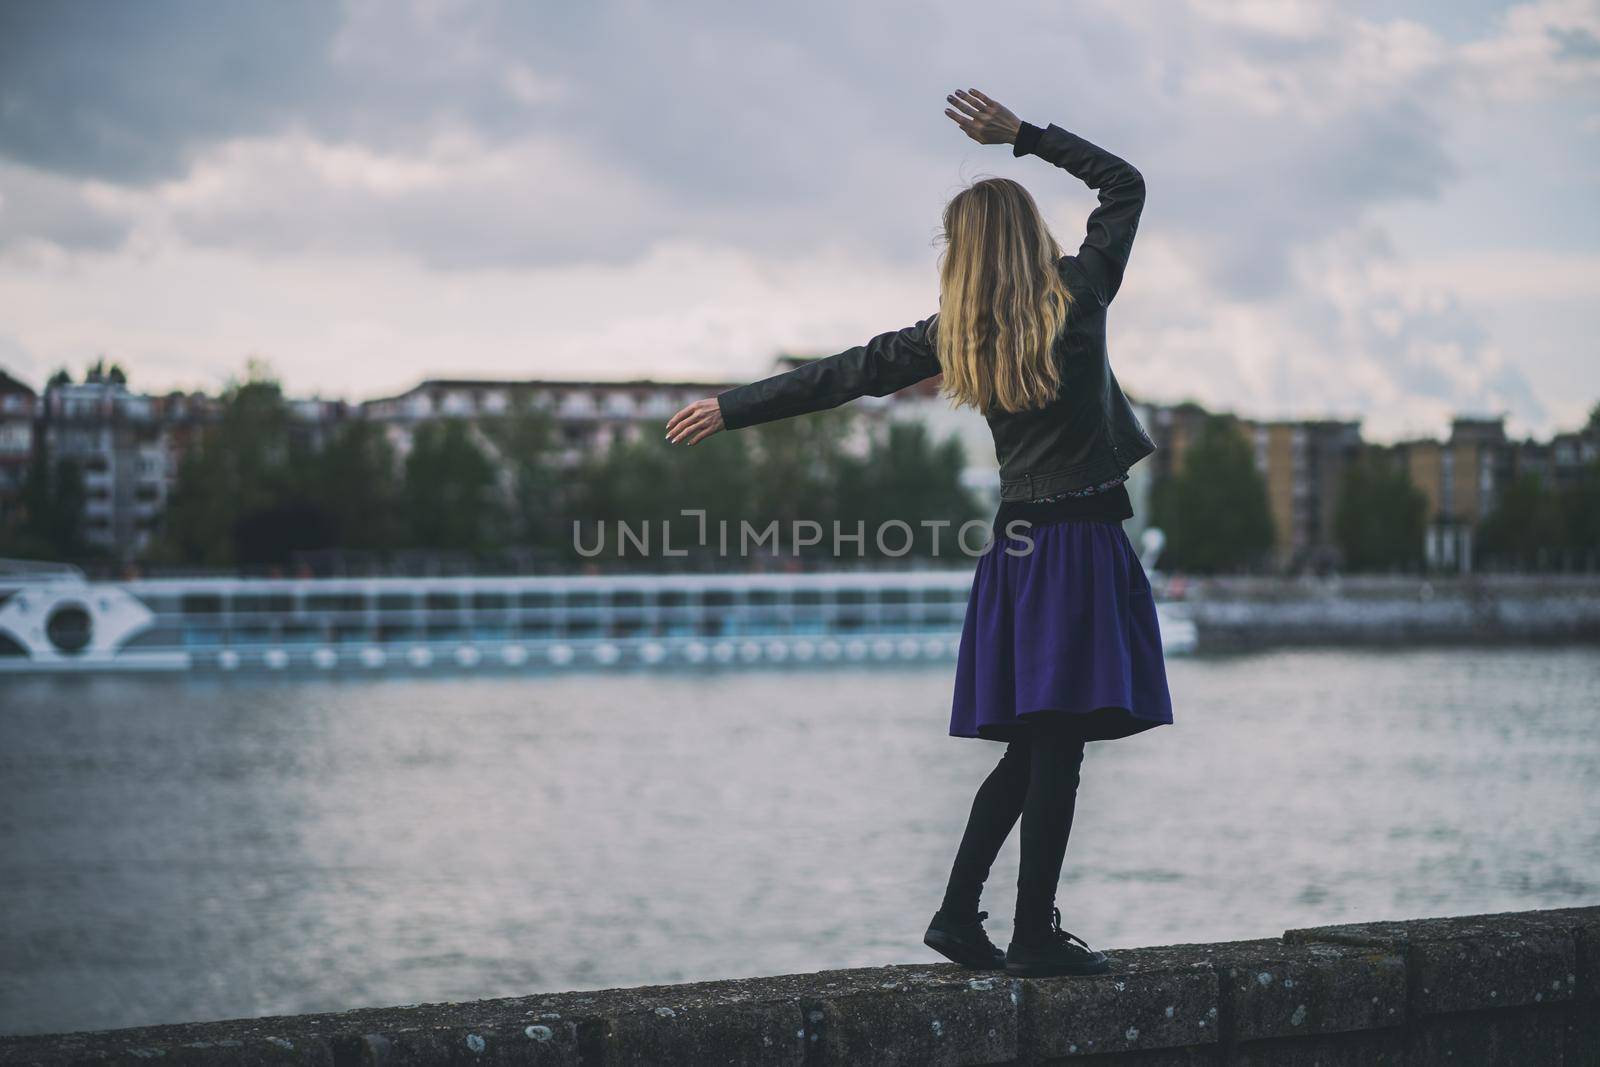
[1014,120,1145,306]
[715,314,942,431]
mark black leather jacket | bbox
[716,120,1157,502]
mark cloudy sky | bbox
[1,0,1596,442]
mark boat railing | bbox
[0,557,87,582]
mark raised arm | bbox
[712,314,942,432]
[1013,120,1145,306]
[944,89,1145,306]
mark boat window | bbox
[307,593,364,613]
[180,593,224,615]
[140,595,184,616]
[282,621,322,643]
[232,593,294,615]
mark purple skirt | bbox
[950,519,1174,743]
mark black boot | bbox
[923,909,1006,970]
[1004,906,1111,977]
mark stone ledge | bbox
[1,906,1594,1066]
[1283,905,1593,1016]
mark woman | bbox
[665,88,1173,978]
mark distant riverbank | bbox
[1169,573,1600,650]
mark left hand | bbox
[665,397,726,445]
[944,88,1021,146]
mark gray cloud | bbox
[0,162,129,249]
[0,2,341,182]
[0,0,1591,437]
[0,0,1474,275]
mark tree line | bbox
[0,364,982,573]
[3,362,1597,576]
[1147,408,1600,574]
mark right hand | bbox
[944,88,1021,146]
[665,397,726,446]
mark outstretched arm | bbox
[667,314,942,444]
[946,88,1145,305]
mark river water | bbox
[3,646,1598,1036]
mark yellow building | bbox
[1236,419,1363,573]
[1391,417,1507,572]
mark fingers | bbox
[684,420,720,446]
[665,398,706,434]
[671,414,716,445]
[664,404,694,440]
[666,412,702,444]
[967,87,998,107]
[944,108,978,138]
[665,400,722,445]
[945,105,985,143]
[947,91,983,119]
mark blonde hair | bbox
[933,177,1074,416]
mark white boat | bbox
[0,560,1196,675]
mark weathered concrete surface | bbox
[1019,944,1216,1060]
[1,905,1595,1066]
[1284,906,1582,1015]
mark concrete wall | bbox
[1183,574,1600,650]
[1,905,1594,1065]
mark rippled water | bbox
[3,646,1598,1036]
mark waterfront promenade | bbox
[2,905,1594,1065]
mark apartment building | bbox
[1238,418,1364,573]
[1392,417,1508,572]
[20,373,338,564]
[0,371,36,517]
[1146,402,1364,572]
[37,376,171,560]
[359,377,741,468]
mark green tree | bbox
[741,409,856,528]
[477,403,565,551]
[1558,459,1600,565]
[836,420,983,559]
[1333,451,1428,571]
[0,438,86,561]
[1477,472,1566,568]
[302,419,404,553]
[1149,414,1274,573]
[402,418,503,554]
[147,365,316,567]
[567,424,758,564]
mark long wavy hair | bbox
[933,177,1074,416]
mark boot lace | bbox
[1045,907,1095,953]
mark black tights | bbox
[940,717,1088,936]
